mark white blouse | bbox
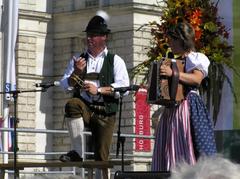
[185,52,210,78]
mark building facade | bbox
[0,0,162,176]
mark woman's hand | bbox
[160,64,172,77]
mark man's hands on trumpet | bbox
[68,56,86,87]
[69,55,114,96]
[84,82,98,95]
[84,82,113,96]
[73,56,86,75]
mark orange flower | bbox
[188,8,202,40]
[192,9,202,20]
[189,9,202,25]
[195,29,202,41]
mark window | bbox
[85,0,98,7]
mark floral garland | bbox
[131,0,238,123]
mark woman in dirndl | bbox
[151,21,217,172]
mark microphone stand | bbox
[0,87,51,179]
[116,91,126,172]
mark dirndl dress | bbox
[187,91,217,158]
[151,91,217,171]
[151,52,217,171]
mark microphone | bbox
[113,85,140,93]
[35,81,60,88]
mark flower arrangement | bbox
[131,0,238,123]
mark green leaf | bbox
[204,21,218,32]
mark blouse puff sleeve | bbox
[185,52,210,78]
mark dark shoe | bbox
[59,150,83,162]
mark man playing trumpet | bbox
[59,10,129,179]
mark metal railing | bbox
[0,127,154,177]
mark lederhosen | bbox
[65,52,118,161]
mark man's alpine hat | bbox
[84,10,110,35]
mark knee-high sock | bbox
[66,117,84,158]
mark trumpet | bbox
[70,73,85,88]
[70,72,100,88]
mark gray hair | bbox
[170,155,240,179]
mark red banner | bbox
[135,88,151,152]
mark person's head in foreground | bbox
[170,155,240,179]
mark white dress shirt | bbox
[60,48,130,103]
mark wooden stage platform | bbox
[0,160,132,179]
